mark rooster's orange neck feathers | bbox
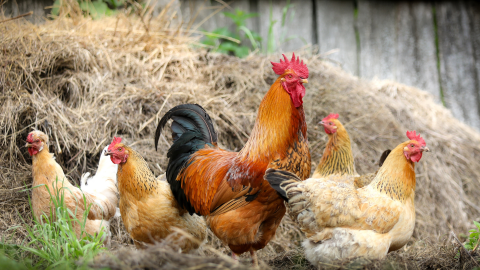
[313,124,356,177]
[239,77,307,163]
[371,142,416,202]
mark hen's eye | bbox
[118,147,122,151]
[329,122,333,125]
[410,144,414,148]
[288,75,292,78]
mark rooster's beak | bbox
[421,146,430,152]
[300,78,308,84]
[104,150,112,156]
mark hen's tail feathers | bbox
[155,104,218,215]
[378,149,391,167]
[264,169,313,227]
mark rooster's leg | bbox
[249,248,258,267]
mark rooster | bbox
[155,53,311,264]
[313,113,390,188]
[264,131,429,265]
[105,137,207,251]
[26,130,118,240]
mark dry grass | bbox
[1,1,480,269]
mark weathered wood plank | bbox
[395,2,440,101]
[2,0,53,23]
[466,0,480,130]
[257,0,314,53]
[357,0,398,80]
[357,1,440,101]
[315,0,357,75]
[179,0,219,32]
[436,1,480,130]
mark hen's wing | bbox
[62,181,117,221]
[265,170,402,241]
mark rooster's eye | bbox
[118,147,122,151]
[410,144,414,148]
[329,122,333,125]
[288,75,292,79]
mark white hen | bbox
[81,145,120,243]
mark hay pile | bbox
[1,3,480,269]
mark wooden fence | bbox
[3,0,480,130]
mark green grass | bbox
[0,179,107,269]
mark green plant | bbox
[265,0,303,54]
[201,9,261,58]
[51,0,126,19]
[465,221,480,252]
[0,179,107,269]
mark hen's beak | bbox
[300,78,308,84]
[421,146,430,152]
[25,142,33,148]
[318,120,325,126]
[104,150,112,156]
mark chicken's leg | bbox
[250,248,258,267]
[231,252,239,261]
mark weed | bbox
[201,8,260,58]
[0,179,106,269]
[465,221,480,252]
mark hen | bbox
[80,145,121,243]
[313,113,390,188]
[155,53,311,264]
[265,131,429,265]
[312,113,357,178]
[105,137,207,251]
[26,130,118,240]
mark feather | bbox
[155,104,218,215]
[378,149,391,167]
[263,168,302,201]
[155,104,217,150]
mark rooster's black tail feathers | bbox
[155,104,217,150]
[155,104,217,215]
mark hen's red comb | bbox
[271,53,309,78]
[108,137,122,150]
[406,131,426,146]
[323,113,339,122]
[26,133,34,143]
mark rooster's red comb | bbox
[108,137,122,150]
[271,53,309,78]
[323,113,339,122]
[406,131,426,146]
